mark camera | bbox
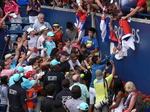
[26,37,30,40]
[94,99,109,109]
[24,31,30,40]
[105,54,111,66]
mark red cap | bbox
[25,70,36,78]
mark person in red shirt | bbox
[121,0,147,19]
[52,23,63,42]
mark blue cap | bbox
[50,60,60,66]
[21,78,35,89]
[47,32,55,36]
[77,102,89,111]
[16,66,26,72]
[13,73,24,82]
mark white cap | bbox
[40,25,48,31]
[27,27,34,34]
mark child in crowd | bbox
[57,40,64,54]
[52,23,63,42]
[63,38,72,54]
[72,36,81,50]
[43,31,56,57]
[80,44,90,60]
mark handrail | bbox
[41,5,150,24]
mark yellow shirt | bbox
[94,74,113,103]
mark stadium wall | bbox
[20,6,150,111]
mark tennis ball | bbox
[80,74,84,78]
[66,72,69,75]
[86,44,92,48]
[87,66,91,69]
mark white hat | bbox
[40,25,48,31]
[27,27,34,34]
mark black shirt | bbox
[41,97,54,112]
[43,70,65,95]
[56,89,72,104]
[9,83,27,111]
[59,60,70,74]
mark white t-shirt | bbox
[37,34,45,50]
[68,59,81,70]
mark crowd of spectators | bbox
[0,0,147,112]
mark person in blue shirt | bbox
[81,27,99,56]
[43,31,56,56]
[89,54,115,112]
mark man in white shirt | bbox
[33,13,52,35]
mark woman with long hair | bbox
[109,78,125,112]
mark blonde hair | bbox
[125,81,136,93]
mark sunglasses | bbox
[73,58,77,60]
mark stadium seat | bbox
[23,25,33,31]
[22,17,29,23]
[9,25,22,31]
[9,25,23,34]
[10,34,18,43]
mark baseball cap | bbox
[77,102,89,111]
[13,73,24,82]
[50,60,60,66]
[47,31,54,36]
[60,51,69,56]
[96,69,103,80]
[40,25,48,31]
[27,27,34,34]
[25,70,36,78]
[5,53,13,60]
[16,66,26,72]
[21,78,35,89]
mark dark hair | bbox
[92,55,99,64]
[29,57,37,65]
[89,27,96,33]
[57,40,63,45]
[71,85,81,99]
[64,38,71,42]
[1,75,8,85]
[71,47,80,54]
[50,48,59,57]
[13,42,18,46]
[0,61,5,69]
[80,44,86,48]
[15,35,22,41]
[112,9,122,19]
[62,79,70,88]
[66,22,73,29]
[45,83,56,96]
[113,78,125,97]
[51,100,66,112]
